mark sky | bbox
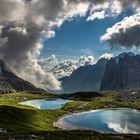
[0,0,140,90]
[43,11,134,60]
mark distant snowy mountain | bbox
[38,55,95,78]
[38,52,140,94]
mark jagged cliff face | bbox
[60,52,140,93]
[60,58,107,93]
[0,61,2,75]
[100,53,140,91]
[0,60,43,93]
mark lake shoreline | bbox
[54,108,140,135]
[0,92,140,139]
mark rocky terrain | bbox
[60,58,107,93]
[0,60,44,93]
[60,52,140,93]
[117,89,140,102]
[100,52,140,91]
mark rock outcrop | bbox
[100,53,140,91]
[0,60,44,93]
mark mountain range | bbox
[60,58,107,93]
[60,52,140,93]
[0,52,140,94]
[100,52,140,91]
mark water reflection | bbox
[55,109,140,134]
[102,109,140,134]
[19,98,71,110]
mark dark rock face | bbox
[0,60,43,93]
[100,53,140,91]
[116,89,140,102]
[58,91,101,101]
[60,58,107,93]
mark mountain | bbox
[0,60,44,93]
[60,58,107,93]
[100,52,140,91]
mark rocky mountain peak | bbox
[118,52,135,58]
[100,53,140,91]
[115,52,135,64]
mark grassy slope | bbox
[0,92,139,140]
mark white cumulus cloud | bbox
[99,53,114,60]
[100,14,140,48]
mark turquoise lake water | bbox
[19,98,71,110]
[55,109,140,134]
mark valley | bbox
[0,91,139,140]
[1,0,140,139]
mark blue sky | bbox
[42,11,133,60]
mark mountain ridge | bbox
[0,60,44,93]
[60,58,107,93]
[60,52,140,93]
[100,52,140,91]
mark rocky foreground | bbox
[117,89,140,102]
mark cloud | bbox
[99,53,113,60]
[100,14,140,48]
[38,55,58,72]
[39,55,95,79]
[108,122,139,134]
[0,0,110,91]
[0,0,140,90]
[79,48,94,55]
[87,0,140,21]
[87,11,106,21]
[79,55,95,66]
[87,1,109,21]
[0,0,27,23]
[117,0,140,13]
[102,109,140,134]
[0,0,91,90]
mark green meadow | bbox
[0,92,139,140]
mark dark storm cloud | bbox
[101,14,140,49]
[118,0,140,10]
[0,24,38,70]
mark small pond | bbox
[19,98,71,110]
[54,109,140,134]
